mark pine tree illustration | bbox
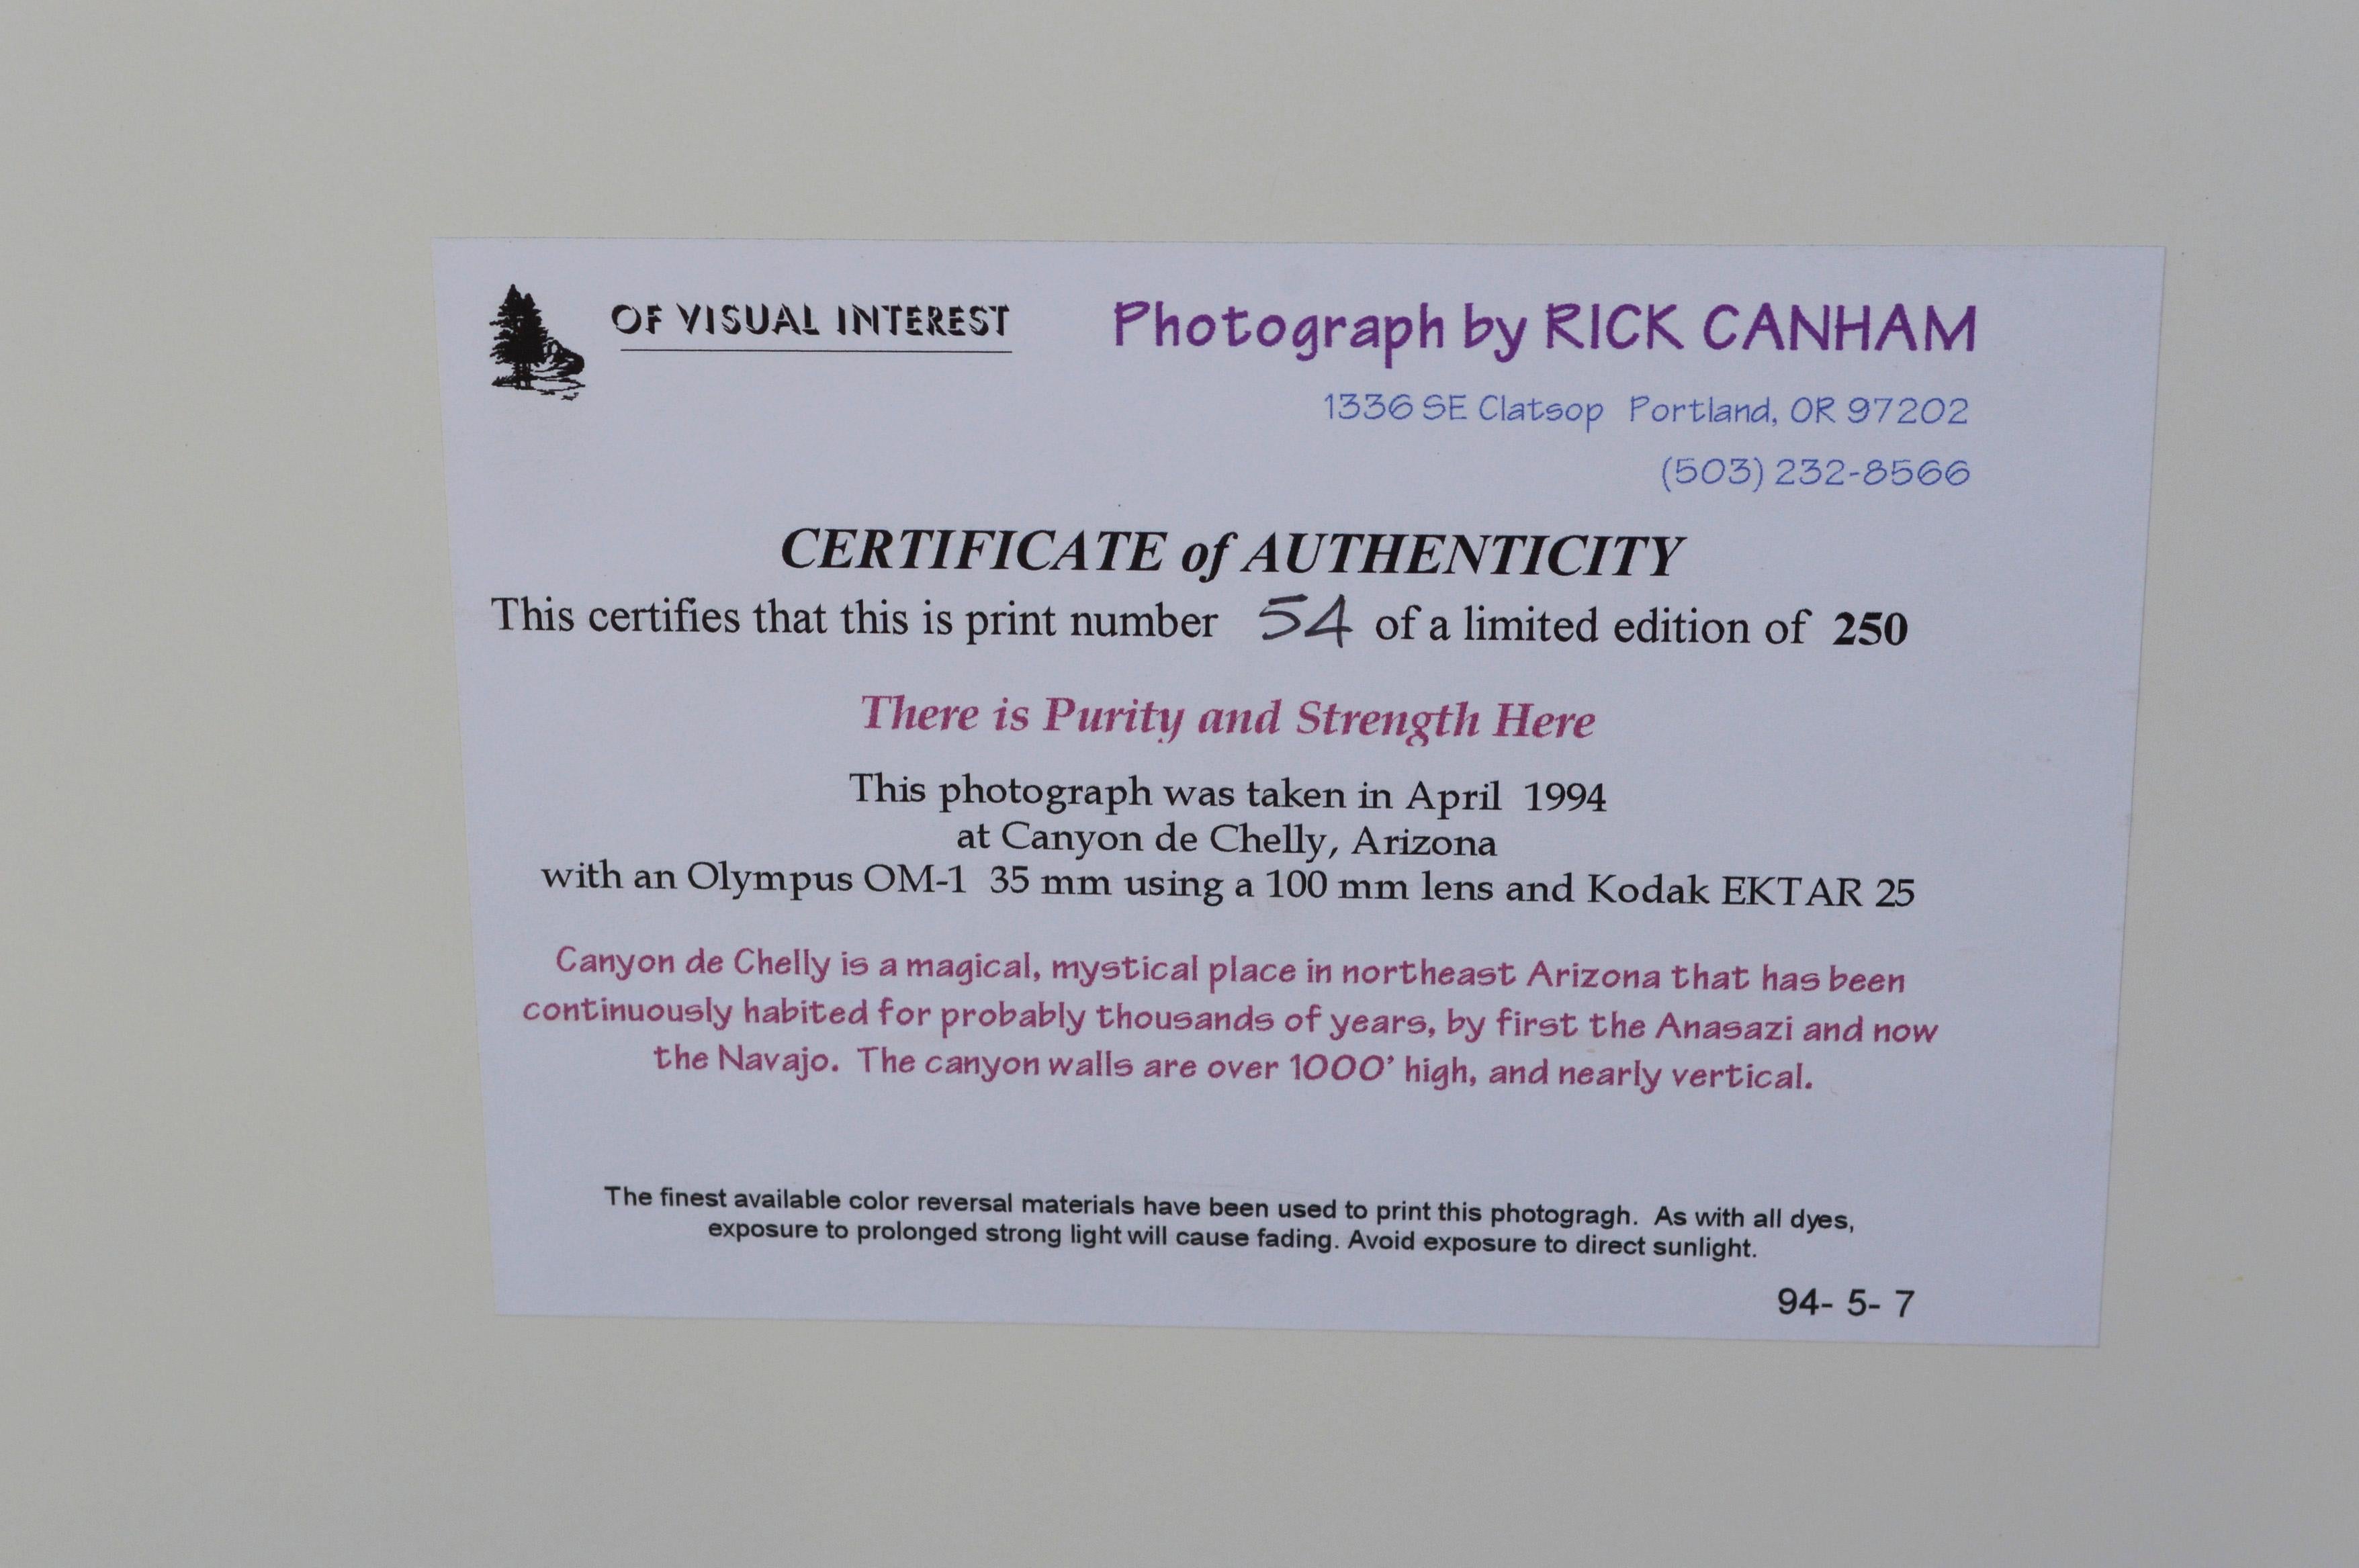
[490,285,549,387]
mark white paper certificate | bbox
[435,242,2159,1343]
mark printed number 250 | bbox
[1830,610,1909,646]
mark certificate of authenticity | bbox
[436,242,2160,1342]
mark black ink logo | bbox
[490,285,586,398]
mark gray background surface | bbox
[4,4,2351,1562]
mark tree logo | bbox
[489,285,586,398]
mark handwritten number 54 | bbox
[1260,594,1353,647]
